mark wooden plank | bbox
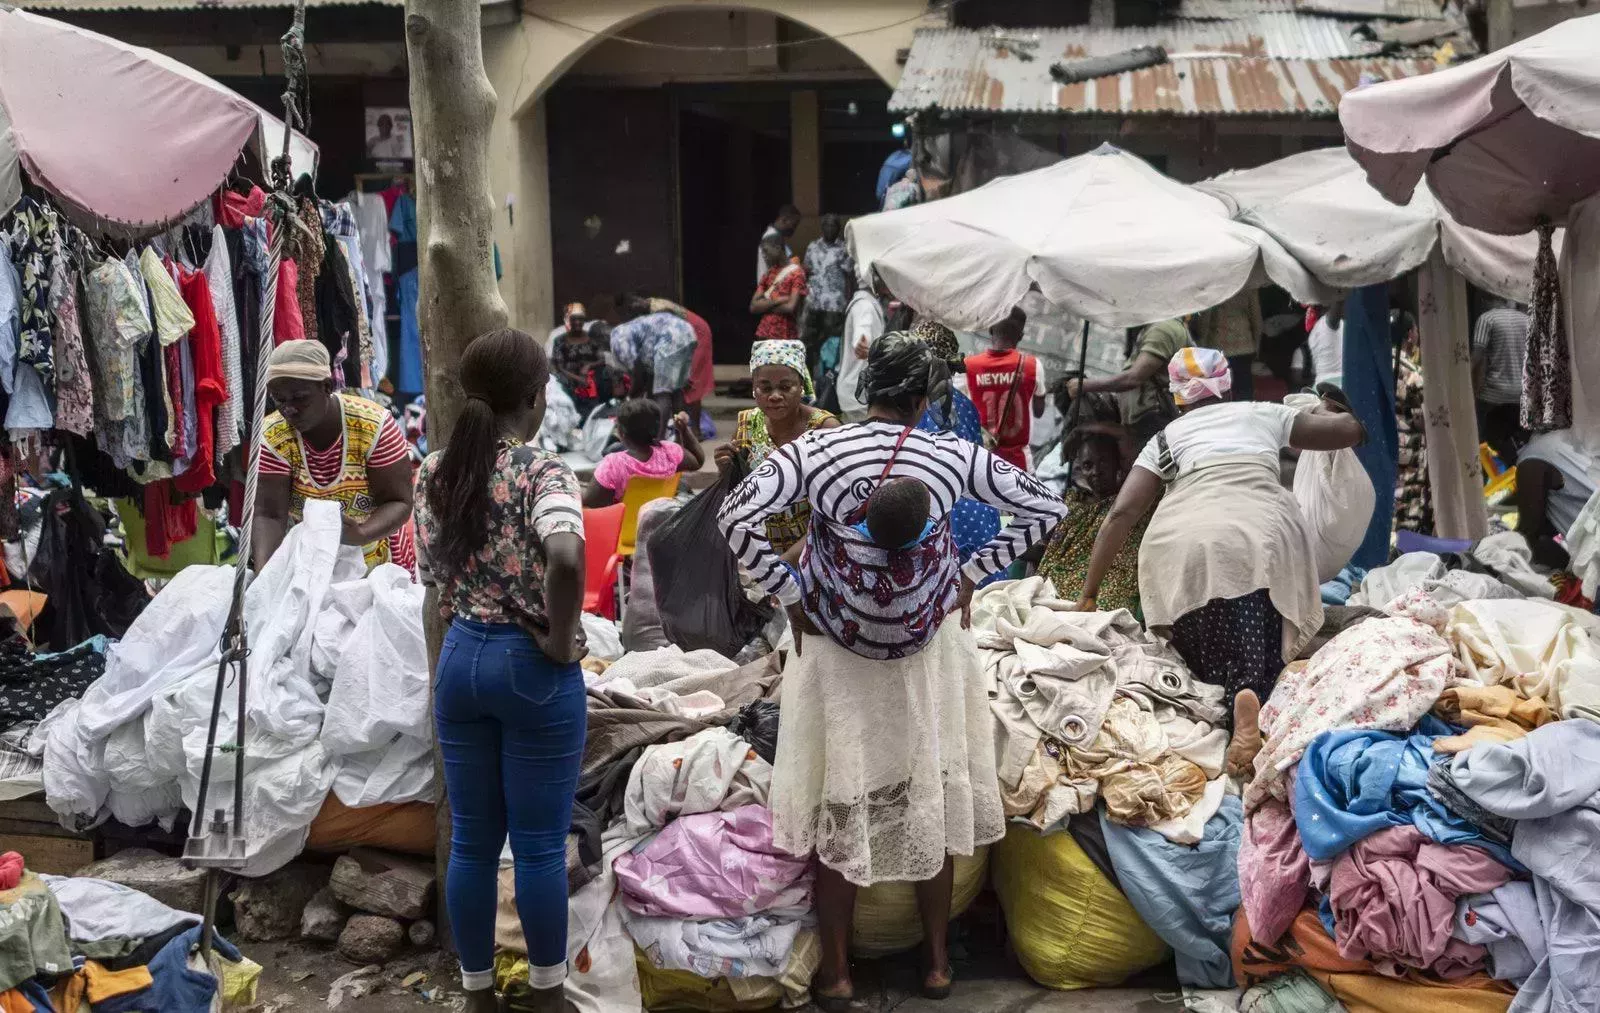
[1,833,92,875]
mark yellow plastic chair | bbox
[614,473,682,607]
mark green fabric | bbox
[0,872,74,993]
[1122,318,1193,429]
[1241,971,1349,1013]
[114,499,233,579]
[75,935,144,960]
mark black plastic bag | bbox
[645,456,775,658]
[728,700,780,764]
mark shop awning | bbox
[1340,11,1600,234]
[1196,145,1549,300]
[845,143,1325,331]
[0,7,317,229]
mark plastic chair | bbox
[582,503,625,621]
[614,473,682,608]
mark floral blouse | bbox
[414,439,584,627]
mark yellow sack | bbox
[634,949,779,1012]
[992,824,1168,990]
[850,846,989,957]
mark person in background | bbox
[1196,288,1263,402]
[1473,298,1532,466]
[544,300,593,356]
[611,293,698,426]
[801,213,854,369]
[254,340,415,573]
[913,321,1002,571]
[1517,428,1596,568]
[718,332,1064,1009]
[715,339,839,560]
[411,330,586,1013]
[875,144,913,207]
[681,305,716,431]
[1068,317,1193,451]
[837,276,886,423]
[883,168,922,211]
[752,235,807,344]
[583,399,704,508]
[757,204,801,282]
[549,303,607,416]
[1306,300,1344,389]
[965,306,1047,470]
[1038,392,1146,613]
[1074,348,1364,718]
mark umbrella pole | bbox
[1064,319,1090,484]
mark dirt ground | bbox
[240,938,1200,1013]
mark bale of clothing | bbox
[494,646,824,1012]
[37,500,434,876]
[0,856,259,1012]
[979,576,1243,990]
[1236,543,1600,1013]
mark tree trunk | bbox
[404,0,509,947]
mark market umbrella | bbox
[1197,146,1547,300]
[846,143,1325,332]
[1338,13,1600,235]
[0,7,317,230]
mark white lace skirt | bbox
[770,617,1005,887]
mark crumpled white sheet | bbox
[1349,550,1522,609]
[42,502,434,875]
[1472,530,1558,599]
[624,910,812,980]
[317,564,433,808]
[1448,598,1600,723]
[1569,489,1600,601]
[582,613,623,662]
[590,644,737,692]
[623,726,771,836]
[979,577,1231,843]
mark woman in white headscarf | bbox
[1074,347,1364,712]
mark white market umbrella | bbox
[1197,146,1548,301]
[846,143,1326,332]
[1339,13,1600,235]
[0,8,317,230]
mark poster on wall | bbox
[365,107,413,162]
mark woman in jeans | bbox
[413,329,586,1013]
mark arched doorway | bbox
[543,9,897,361]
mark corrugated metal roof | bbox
[890,25,1448,117]
[1178,0,1449,18]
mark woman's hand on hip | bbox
[785,602,819,656]
[532,622,588,665]
[956,574,976,629]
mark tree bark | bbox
[404,0,509,948]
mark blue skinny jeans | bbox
[434,618,586,988]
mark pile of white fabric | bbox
[40,501,432,876]
[979,577,1230,845]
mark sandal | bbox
[920,966,953,1001]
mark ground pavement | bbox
[244,940,1198,1012]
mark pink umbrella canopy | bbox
[0,8,316,230]
[1339,13,1600,236]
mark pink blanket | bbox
[615,805,813,920]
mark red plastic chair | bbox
[582,503,625,620]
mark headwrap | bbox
[910,319,961,362]
[1167,346,1232,406]
[857,330,950,416]
[265,339,332,384]
[563,302,586,331]
[750,339,814,398]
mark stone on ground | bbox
[329,849,435,920]
[233,863,330,941]
[74,848,207,913]
[337,915,405,964]
[300,885,351,942]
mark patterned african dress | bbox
[730,405,836,553]
[1037,488,1147,615]
[261,392,415,571]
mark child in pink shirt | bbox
[583,398,704,507]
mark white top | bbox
[1133,401,1298,478]
[1521,429,1597,536]
[756,225,792,283]
[836,289,885,416]
[1307,317,1343,387]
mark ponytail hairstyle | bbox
[425,329,550,576]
